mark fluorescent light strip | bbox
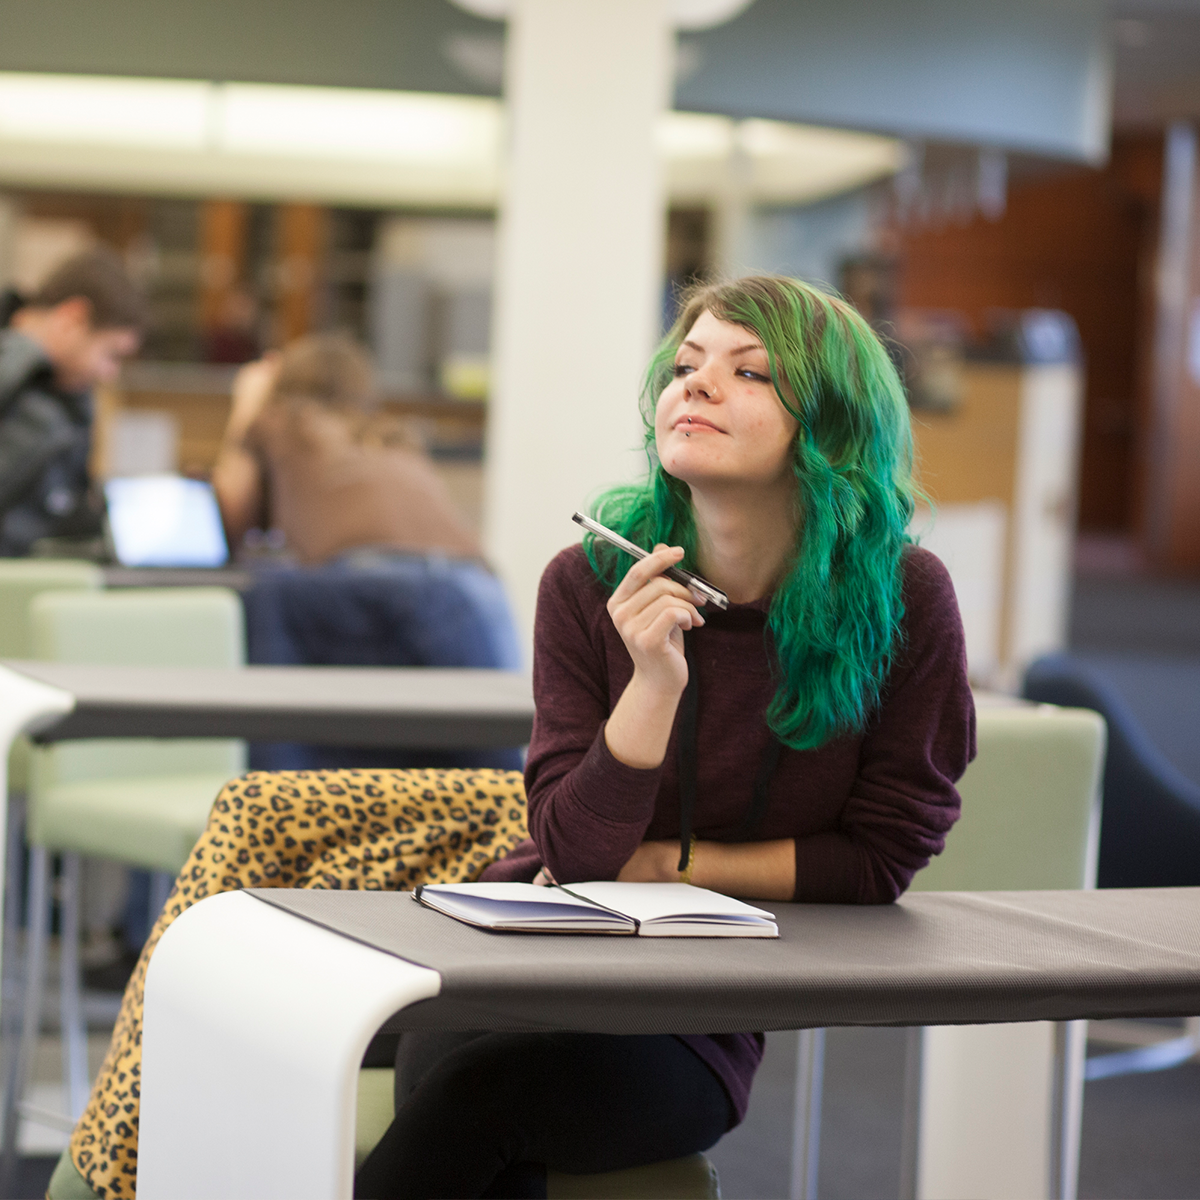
[0,74,210,148]
[0,73,501,164]
[219,85,501,162]
[0,72,900,205]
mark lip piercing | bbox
[685,416,692,438]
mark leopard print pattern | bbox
[68,768,529,1200]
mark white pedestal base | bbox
[138,892,441,1200]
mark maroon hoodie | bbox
[484,542,976,1119]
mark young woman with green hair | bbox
[356,275,975,1200]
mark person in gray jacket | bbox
[0,247,143,555]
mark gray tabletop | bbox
[3,660,534,749]
[250,886,1200,1034]
[101,566,255,591]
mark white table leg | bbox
[916,1021,1082,1200]
[138,891,441,1200]
[1051,1020,1086,1200]
[790,1028,825,1200]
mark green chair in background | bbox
[0,560,101,797]
[0,559,103,961]
[1,588,246,1170]
[0,561,103,1154]
[0,561,104,660]
[789,699,1106,1200]
[904,699,1106,1200]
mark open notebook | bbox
[414,881,778,937]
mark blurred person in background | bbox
[213,332,479,564]
[0,247,143,556]
[214,333,520,771]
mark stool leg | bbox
[0,845,50,1184]
[790,1027,825,1200]
[59,853,89,1120]
[0,797,26,1090]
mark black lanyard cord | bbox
[676,630,782,872]
[676,633,701,871]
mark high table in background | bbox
[0,657,535,1077]
[0,661,535,751]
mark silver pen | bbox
[571,511,729,610]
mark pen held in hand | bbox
[571,511,729,610]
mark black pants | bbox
[353,1031,735,1200]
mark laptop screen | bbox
[104,475,230,568]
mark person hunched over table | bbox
[355,276,977,1200]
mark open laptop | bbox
[104,475,229,569]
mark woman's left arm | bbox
[618,837,796,901]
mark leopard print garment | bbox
[67,768,529,1200]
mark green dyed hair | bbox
[585,275,918,750]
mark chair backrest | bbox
[243,559,521,670]
[0,560,103,791]
[0,559,102,658]
[29,588,246,785]
[912,700,1105,892]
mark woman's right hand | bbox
[603,545,705,769]
[609,544,700,696]
[606,545,705,699]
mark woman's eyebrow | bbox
[678,339,765,356]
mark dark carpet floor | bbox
[12,1154,56,1199]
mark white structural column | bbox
[484,0,674,648]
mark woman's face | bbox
[655,310,799,492]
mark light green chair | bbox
[0,560,104,659]
[903,699,1106,1200]
[2,588,246,1170]
[789,699,1107,1200]
[0,560,102,797]
[913,699,1104,894]
[0,562,102,1184]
